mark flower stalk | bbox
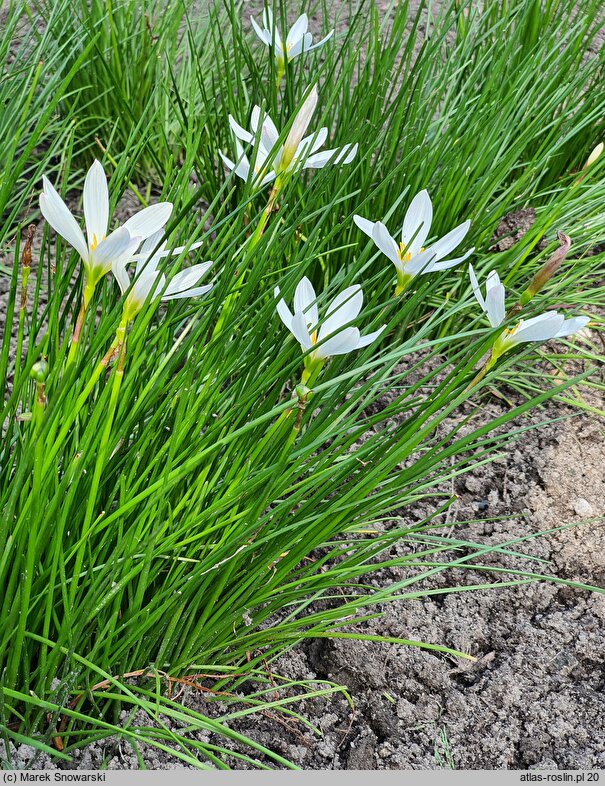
[15,225,35,387]
[66,278,96,368]
[70,314,129,610]
[249,180,283,246]
[394,271,414,297]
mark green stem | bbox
[276,59,285,92]
[394,271,413,298]
[66,279,96,370]
[68,317,129,611]
[213,182,282,338]
[8,379,46,687]
[465,352,496,392]
[282,363,322,453]
[42,330,122,476]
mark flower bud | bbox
[295,383,311,400]
[519,231,570,306]
[280,86,318,172]
[30,360,49,383]
[582,142,603,170]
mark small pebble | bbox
[573,498,593,517]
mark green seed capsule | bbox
[30,360,49,383]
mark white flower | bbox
[250,9,333,72]
[275,276,385,364]
[353,190,474,293]
[469,263,590,357]
[40,160,173,286]
[219,87,357,190]
[112,231,213,320]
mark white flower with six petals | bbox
[112,231,213,321]
[250,9,333,76]
[469,263,590,358]
[40,160,173,290]
[354,189,474,294]
[275,276,385,380]
[219,87,357,190]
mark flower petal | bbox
[262,7,282,48]
[229,114,254,144]
[92,227,140,276]
[128,269,165,313]
[300,150,332,169]
[282,86,318,169]
[286,14,308,51]
[296,127,329,161]
[468,263,486,312]
[111,258,131,295]
[423,246,474,272]
[260,114,280,151]
[250,106,261,135]
[554,315,590,338]
[287,31,313,59]
[353,215,376,239]
[318,285,363,341]
[334,142,358,165]
[371,221,402,268]
[424,219,471,262]
[39,177,88,262]
[486,270,501,290]
[484,277,505,328]
[123,202,173,241]
[259,171,278,188]
[219,149,237,174]
[293,276,318,327]
[402,189,432,256]
[275,287,294,329]
[509,312,565,344]
[316,326,360,358]
[250,15,271,45]
[302,29,334,53]
[291,309,313,350]
[163,262,213,297]
[221,138,252,181]
[262,7,273,31]
[83,159,109,252]
[162,283,213,301]
[135,231,166,276]
[305,143,358,168]
[355,325,386,349]
[155,239,204,258]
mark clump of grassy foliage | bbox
[1,0,604,769]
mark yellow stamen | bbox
[90,233,105,252]
[398,242,424,262]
